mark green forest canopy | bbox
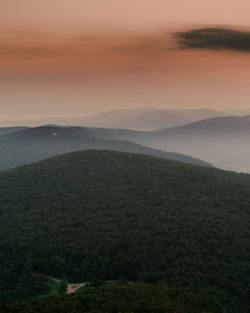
[0,150,249,312]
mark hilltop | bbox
[0,150,249,312]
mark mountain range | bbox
[78,108,226,129]
[83,115,250,172]
[2,114,250,172]
[0,125,211,171]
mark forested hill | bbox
[0,126,211,170]
[0,150,249,312]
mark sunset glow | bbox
[1,0,250,123]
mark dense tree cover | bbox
[0,283,228,313]
[0,126,211,171]
[0,150,249,312]
[0,263,50,301]
[58,279,68,295]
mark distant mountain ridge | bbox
[92,115,250,172]
[155,115,250,136]
[0,126,29,136]
[79,107,156,126]
[144,115,250,172]
[0,125,212,170]
[2,113,250,172]
[79,108,227,130]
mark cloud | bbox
[5,27,250,73]
[175,27,250,52]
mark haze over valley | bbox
[1,1,250,312]
[1,109,250,173]
[76,111,250,172]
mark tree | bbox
[118,276,128,284]
[58,278,67,294]
[22,257,33,283]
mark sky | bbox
[1,0,250,125]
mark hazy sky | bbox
[1,0,250,124]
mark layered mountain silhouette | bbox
[142,115,250,172]
[79,108,226,129]
[86,115,250,172]
[0,125,211,171]
[2,114,250,172]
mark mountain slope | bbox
[97,115,250,172]
[0,125,211,170]
[0,150,249,311]
[140,115,250,172]
[0,126,29,136]
[155,115,250,136]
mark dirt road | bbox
[34,273,86,294]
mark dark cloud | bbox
[175,27,250,52]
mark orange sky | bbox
[2,0,250,32]
[1,0,250,124]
